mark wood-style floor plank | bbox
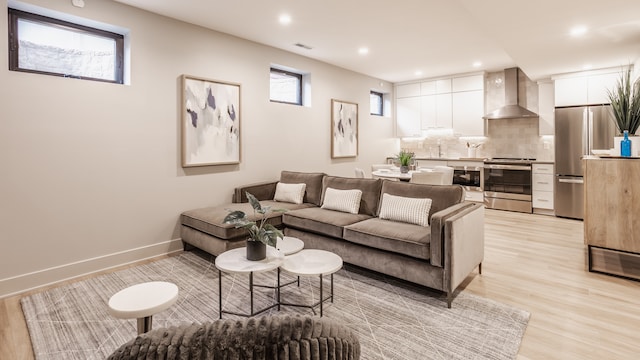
[2,209,640,359]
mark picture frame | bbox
[181,75,241,167]
[331,99,359,158]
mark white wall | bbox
[0,0,396,297]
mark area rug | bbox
[21,251,529,360]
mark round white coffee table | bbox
[276,236,304,255]
[215,246,284,318]
[108,281,179,334]
[279,249,343,316]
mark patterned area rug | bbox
[21,251,529,359]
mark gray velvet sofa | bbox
[180,170,484,307]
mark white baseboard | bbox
[0,239,184,299]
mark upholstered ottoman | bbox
[107,315,360,360]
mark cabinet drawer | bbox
[533,174,554,191]
[533,191,554,209]
[532,164,554,174]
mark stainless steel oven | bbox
[483,159,533,213]
[452,164,483,192]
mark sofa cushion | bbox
[182,200,313,240]
[321,176,382,216]
[283,207,372,239]
[274,182,306,204]
[378,181,463,216]
[321,187,362,214]
[343,218,431,260]
[378,193,432,226]
[280,171,326,206]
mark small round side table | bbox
[108,281,179,334]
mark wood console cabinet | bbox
[583,157,640,280]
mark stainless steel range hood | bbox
[483,67,538,120]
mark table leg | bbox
[277,268,281,311]
[331,273,334,303]
[218,269,223,319]
[137,316,152,334]
[319,273,324,317]
[249,272,254,315]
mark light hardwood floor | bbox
[2,209,640,359]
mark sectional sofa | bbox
[180,171,484,307]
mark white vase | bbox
[613,135,640,156]
[467,148,477,158]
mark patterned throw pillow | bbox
[321,187,363,214]
[378,193,432,227]
[273,182,307,204]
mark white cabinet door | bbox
[396,83,421,98]
[533,191,554,209]
[588,72,619,104]
[420,81,437,95]
[555,76,588,106]
[435,93,453,128]
[396,97,421,137]
[452,90,484,136]
[421,95,437,129]
[436,79,452,93]
[452,75,484,92]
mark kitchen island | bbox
[583,156,640,280]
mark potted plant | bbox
[607,68,640,155]
[396,150,415,173]
[223,192,285,261]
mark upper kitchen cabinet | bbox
[396,96,421,137]
[554,69,620,107]
[452,74,485,136]
[396,83,421,98]
[537,80,555,135]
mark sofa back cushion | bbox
[321,176,382,216]
[280,171,326,206]
[378,181,464,216]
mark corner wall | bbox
[0,0,396,297]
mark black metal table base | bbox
[280,273,334,317]
[218,268,301,318]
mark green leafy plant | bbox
[223,192,285,247]
[396,150,414,166]
[607,68,640,135]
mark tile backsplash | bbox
[400,118,554,161]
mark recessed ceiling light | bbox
[415,71,423,76]
[358,47,369,55]
[472,61,482,68]
[279,14,292,25]
[583,64,593,70]
[570,25,588,37]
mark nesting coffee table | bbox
[279,249,343,317]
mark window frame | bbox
[270,67,303,106]
[370,90,384,116]
[8,8,124,84]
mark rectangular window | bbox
[270,67,302,105]
[8,8,124,84]
[370,91,384,116]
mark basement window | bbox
[270,67,303,105]
[8,8,124,84]
[370,91,384,116]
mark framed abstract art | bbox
[181,75,241,167]
[331,99,358,158]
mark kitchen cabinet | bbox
[532,163,554,214]
[537,80,555,135]
[554,70,619,107]
[396,97,421,137]
[396,83,421,98]
[435,93,453,128]
[452,90,484,136]
[452,75,483,92]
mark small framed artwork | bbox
[181,75,241,167]
[331,99,359,158]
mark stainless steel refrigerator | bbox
[554,105,616,219]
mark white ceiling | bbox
[112,0,640,83]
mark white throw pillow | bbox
[321,187,362,214]
[273,182,306,204]
[378,193,432,227]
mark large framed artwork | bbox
[181,75,241,167]
[331,99,358,158]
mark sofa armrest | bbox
[232,181,278,203]
[443,203,484,299]
[429,201,478,267]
